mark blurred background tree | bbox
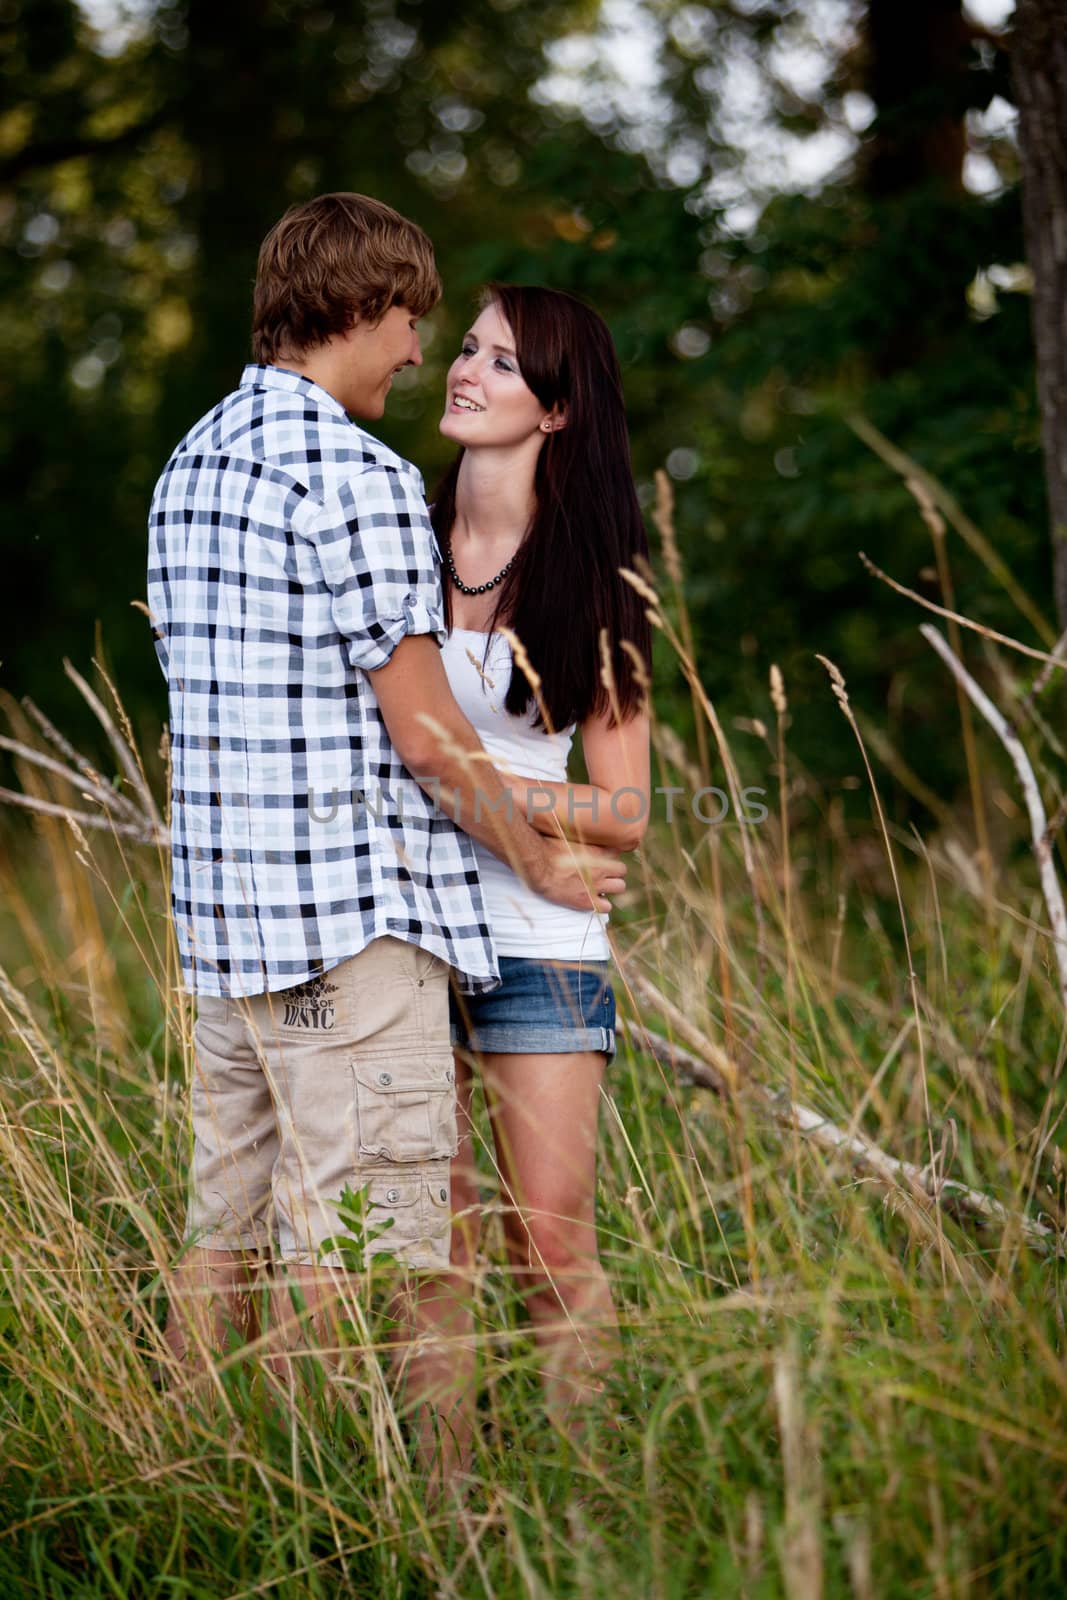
[1013,0,1067,630]
[0,0,1053,819]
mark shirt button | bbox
[378,1071,393,1086]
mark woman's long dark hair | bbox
[430,284,651,730]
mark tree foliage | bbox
[0,0,1051,804]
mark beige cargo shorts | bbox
[186,937,456,1270]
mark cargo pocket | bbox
[364,1174,420,1258]
[353,1054,458,1162]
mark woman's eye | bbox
[494,357,514,372]
[460,343,476,357]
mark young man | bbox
[147,193,625,1376]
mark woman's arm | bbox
[503,707,651,851]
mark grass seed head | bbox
[770,663,787,716]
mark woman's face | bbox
[439,302,555,448]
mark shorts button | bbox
[378,1071,393,1086]
[439,1188,448,1201]
[385,1188,400,1203]
[445,1068,454,1083]
[417,979,424,987]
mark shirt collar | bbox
[240,363,352,424]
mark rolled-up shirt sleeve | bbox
[309,463,446,672]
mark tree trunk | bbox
[865,0,969,196]
[178,0,299,407]
[1014,0,1067,632]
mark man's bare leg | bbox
[391,1053,482,1499]
[263,1264,343,1393]
[163,1247,263,1370]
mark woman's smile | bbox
[439,303,550,446]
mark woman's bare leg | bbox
[481,1050,619,1432]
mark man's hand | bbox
[529,837,627,914]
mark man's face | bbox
[340,303,423,418]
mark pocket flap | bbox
[367,1176,419,1210]
[353,1054,454,1096]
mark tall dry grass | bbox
[0,473,1065,1597]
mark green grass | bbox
[0,624,1065,1597]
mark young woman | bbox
[408,284,651,1479]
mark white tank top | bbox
[439,628,610,960]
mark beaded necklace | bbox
[443,538,515,596]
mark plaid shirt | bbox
[147,363,497,998]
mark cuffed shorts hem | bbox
[282,1252,444,1272]
[185,1225,273,1254]
[451,1024,616,1057]
[449,955,617,1063]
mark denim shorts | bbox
[450,957,616,1059]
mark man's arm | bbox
[369,635,626,914]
